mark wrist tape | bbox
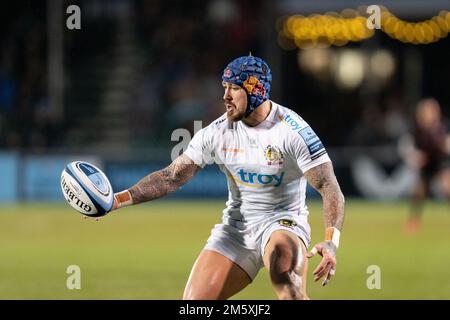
[325,227,340,248]
[114,190,133,209]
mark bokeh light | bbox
[279,8,450,50]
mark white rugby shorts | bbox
[204,214,311,280]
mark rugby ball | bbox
[61,161,114,217]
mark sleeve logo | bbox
[298,127,326,158]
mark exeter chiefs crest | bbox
[264,145,284,165]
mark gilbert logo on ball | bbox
[61,161,114,217]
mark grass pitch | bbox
[0,199,449,299]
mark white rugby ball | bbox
[61,161,114,217]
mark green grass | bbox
[0,199,449,299]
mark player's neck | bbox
[242,100,272,127]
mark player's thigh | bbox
[438,168,450,196]
[413,175,428,197]
[183,249,252,300]
[263,230,307,283]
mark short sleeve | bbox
[290,125,331,173]
[183,127,214,168]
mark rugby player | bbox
[404,98,450,233]
[111,55,345,300]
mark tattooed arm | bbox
[112,154,201,209]
[304,161,345,230]
[304,161,345,286]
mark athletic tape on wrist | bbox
[115,190,133,208]
[325,227,340,248]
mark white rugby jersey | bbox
[184,101,331,225]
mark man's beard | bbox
[226,105,246,122]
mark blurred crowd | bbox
[0,0,266,150]
[348,93,411,147]
[0,0,448,154]
[132,0,265,144]
[0,1,53,150]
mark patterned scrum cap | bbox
[222,55,272,116]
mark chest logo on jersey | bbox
[264,145,284,165]
[235,169,285,187]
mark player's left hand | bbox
[306,241,337,286]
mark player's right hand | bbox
[306,241,337,286]
[111,190,133,212]
[414,150,428,169]
[83,194,119,221]
[111,195,119,211]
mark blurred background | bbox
[1,0,450,299]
